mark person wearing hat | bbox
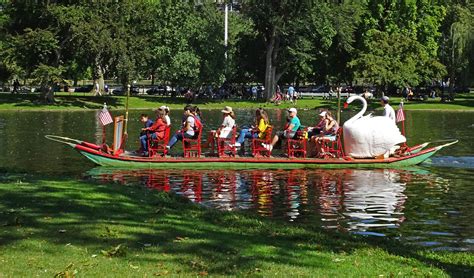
[262,108,300,152]
[380,96,395,122]
[217,106,236,138]
[159,105,171,126]
[307,110,328,139]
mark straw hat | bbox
[159,105,170,112]
[221,106,233,114]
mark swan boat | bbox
[45,96,457,169]
[46,135,457,169]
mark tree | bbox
[439,3,474,92]
[350,30,446,88]
[351,0,447,91]
[242,0,315,100]
[31,64,64,104]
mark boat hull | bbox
[76,143,442,170]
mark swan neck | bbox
[346,96,367,125]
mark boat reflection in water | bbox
[86,167,412,233]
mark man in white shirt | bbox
[381,96,395,122]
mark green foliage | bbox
[13,28,59,76]
[31,64,64,88]
[0,0,470,94]
[351,30,446,87]
[440,3,474,85]
[352,0,447,87]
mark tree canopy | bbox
[0,0,471,99]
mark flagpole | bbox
[337,86,341,123]
[124,84,130,136]
[400,99,405,136]
[102,102,107,145]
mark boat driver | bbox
[381,96,395,122]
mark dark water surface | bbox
[0,108,473,251]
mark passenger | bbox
[167,105,197,150]
[139,114,154,136]
[159,105,171,126]
[140,109,167,156]
[235,108,270,147]
[307,110,327,139]
[262,108,300,152]
[217,106,236,138]
[193,106,202,122]
[381,96,395,122]
[137,114,154,154]
[312,111,339,157]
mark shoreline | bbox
[1,93,473,112]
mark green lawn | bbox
[0,92,473,111]
[0,174,472,277]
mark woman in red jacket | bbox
[140,108,167,156]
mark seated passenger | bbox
[167,105,200,150]
[311,111,339,157]
[307,111,327,139]
[217,106,235,138]
[137,114,154,154]
[139,114,154,137]
[235,108,270,147]
[140,109,167,156]
[262,108,300,152]
[159,105,171,125]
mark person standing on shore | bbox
[288,85,296,104]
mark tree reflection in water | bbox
[87,168,411,233]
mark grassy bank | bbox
[0,174,472,277]
[1,92,473,112]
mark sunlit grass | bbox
[0,92,473,111]
[0,175,472,276]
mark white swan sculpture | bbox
[343,95,406,158]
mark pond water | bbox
[0,108,473,251]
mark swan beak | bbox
[343,102,348,109]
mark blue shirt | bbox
[289,116,300,131]
[288,86,295,96]
[145,119,154,128]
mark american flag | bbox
[396,102,405,123]
[98,107,113,126]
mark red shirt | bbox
[147,118,167,139]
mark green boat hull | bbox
[45,135,457,170]
[79,147,439,170]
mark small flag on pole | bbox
[98,103,113,126]
[396,101,405,123]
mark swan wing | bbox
[343,116,406,158]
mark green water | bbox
[0,109,473,251]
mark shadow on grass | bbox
[0,173,472,276]
[0,93,123,109]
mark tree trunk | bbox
[40,86,55,104]
[264,38,274,101]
